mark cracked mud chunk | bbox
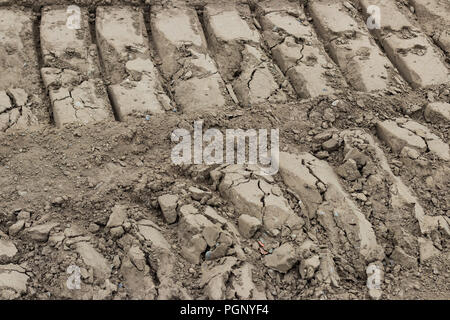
[0,9,41,92]
[96,7,170,120]
[203,4,287,106]
[0,239,17,263]
[410,0,450,54]
[377,119,449,160]
[151,5,227,112]
[0,9,44,128]
[359,0,449,88]
[255,0,346,98]
[41,68,113,127]
[279,152,385,263]
[0,89,38,132]
[157,194,179,224]
[40,7,113,127]
[75,242,111,283]
[309,0,401,92]
[40,6,100,76]
[0,264,29,299]
[424,102,450,124]
[263,243,298,273]
[215,165,302,237]
[120,245,157,300]
[138,224,171,252]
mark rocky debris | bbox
[215,165,302,237]
[7,88,28,108]
[220,178,263,220]
[0,239,17,263]
[341,129,450,237]
[24,222,59,242]
[418,237,440,264]
[203,206,227,226]
[92,279,117,300]
[179,204,199,217]
[88,223,100,233]
[138,223,171,252]
[377,119,449,160]
[120,244,157,299]
[309,0,399,92]
[203,3,288,106]
[359,0,449,88]
[376,120,427,153]
[17,211,30,221]
[151,4,227,112]
[8,220,25,236]
[238,214,261,239]
[201,257,237,299]
[410,0,450,54]
[207,231,234,261]
[390,246,418,269]
[299,255,320,279]
[0,90,11,113]
[316,251,340,287]
[172,208,230,261]
[0,264,29,299]
[75,242,111,283]
[136,222,190,300]
[263,243,298,273]
[189,186,211,201]
[336,159,361,181]
[424,102,450,124]
[182,234,207,265]
[0,88,36,131]
[64,233,91,247]
[279,152,385,265]
[0,0,449,302]
[0,103,38,132]
[137,219,162,231]
[158,194,179,224]
[177,214,210,242]
[48,232,65,248]
[230,263,266,299]
[400,146,420,160]
[203,225,221,248]
[255,0,346,98]
[278,155,321,219]
[106,204,128,229]
[298,239,319,258]
[135,234,182,301]
[322,137,341,152]
[205,274,227,300]
[110,227,124,238]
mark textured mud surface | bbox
[0,0,449,300]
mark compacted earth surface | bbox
[0,0,449,300]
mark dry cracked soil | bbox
[0,0,449,300]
